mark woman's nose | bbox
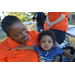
[21,31,26,37]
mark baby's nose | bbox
[45,42,48,44]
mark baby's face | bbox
[40,35,54,51]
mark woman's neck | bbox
[19,42,26,47]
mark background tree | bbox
[7,12,34,23]
[6,12,47,23]
[7,12,26,23]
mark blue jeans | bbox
[37,26,44,32]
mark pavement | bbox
[0,27,1,29]
[68,25,75,28]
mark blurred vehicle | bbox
[23,22,28,25]
[27,21,34,25]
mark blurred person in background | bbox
[44,12,70,44]
[32,12,46,32]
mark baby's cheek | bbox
[40,44,44,48]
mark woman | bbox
[0,15,59,62]
[44,12,70,44]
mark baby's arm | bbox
[12,46,34,50]
[63,50,72,59]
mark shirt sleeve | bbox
[33,46,38,52]
[56,47,63,56]
[47,12,50,16]
[60,12,70,18]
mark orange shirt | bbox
[44,12,70,32]
[0,30,39,62]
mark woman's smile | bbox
[23,35,29,41]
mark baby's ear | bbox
[53,43,55,46]
[39,42,41,45]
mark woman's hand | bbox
[46,22,54,28]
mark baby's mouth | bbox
[44,45,48,49]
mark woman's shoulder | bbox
[27,30,39,46]
[0,37,10,50]
[0,37,18,48]
[0,37,9,45]
[28,30,39,38]
[29,30,39,34]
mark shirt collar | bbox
[26,32,31,46]
[7,37,21,48]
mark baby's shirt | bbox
[33,45,63,62]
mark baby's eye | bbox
[42,41,45,43]
[48,41,51,43]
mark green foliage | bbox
[7,12,26,23]
[29,12,37,16]
[71,12,75,20]
[6,12,47,23]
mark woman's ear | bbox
[7,34,12,39]
[6,34,9,37]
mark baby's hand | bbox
[9,46,22,50]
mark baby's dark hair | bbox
[1,15,21,35]
[38,30,56,44]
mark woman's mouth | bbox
[24,36,29,41]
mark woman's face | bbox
[8,21,29,43]
[40,35,54,51]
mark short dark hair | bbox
[1,15,21,35]
[38,30,56,44]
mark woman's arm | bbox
[46,14,66,28]
[51,14,66,25]
[46,15,51,24]
[11,46,34,50]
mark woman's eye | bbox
[16,34,20,37]
[23,28,25,31]
[16,35,20,37]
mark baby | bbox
[12,30,72,62]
